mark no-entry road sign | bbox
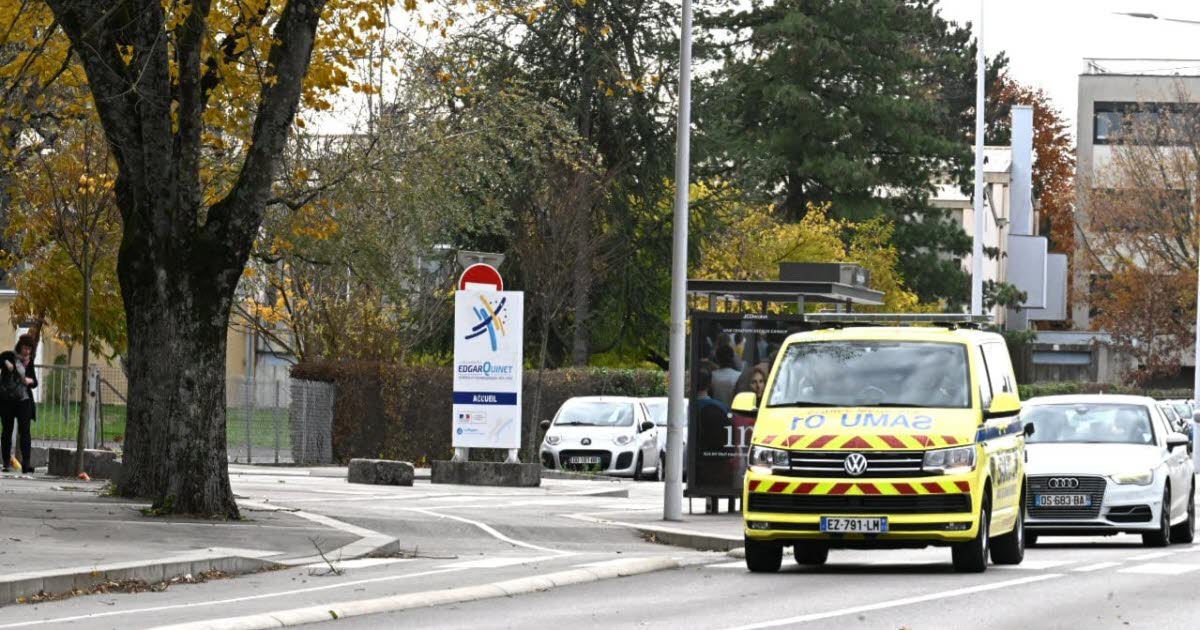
[459,263,504,291]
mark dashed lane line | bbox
[722,574,1063,630]
[1126,551,1175,561]
[993,559,1076,570]
[1118,562,1200,576]
[1073,561,1123,572]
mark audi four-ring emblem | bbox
[844,453,869,476]
[1047,477,1079,489]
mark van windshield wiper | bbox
[556,421,591,426]
[765,401,842,408]
[858,402,936,408]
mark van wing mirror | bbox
[539,419,551,431]
[731,392,758,417]
[985,392,1021,420]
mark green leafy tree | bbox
[446,0,680,366]
[695,0,1006,305]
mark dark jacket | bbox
[0,350,37,417]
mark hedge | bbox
[1019,382,1192,401]
[290,362,667,466]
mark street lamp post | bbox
[664,0,694,522]
[970,0,986,317]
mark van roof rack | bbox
[805,313,994,330]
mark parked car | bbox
[538,396,660,480]
[1022,395,1195,547]
[1159,402,1187,434]
[1164,399,1195,438]
[640,397,688,481]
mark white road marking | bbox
[407,507,572,556]
[0,567,471,629]
[723,574,1063,630]
[1119,562,1200,576]
[992,560,1075,570]
[705,561,748,569]
[1073,562,1123,572]
[1126,551,1175,561]
[301,558,411,570]
[443,555,559,569]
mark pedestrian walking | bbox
[1,334,38,473]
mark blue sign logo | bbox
[465,294,508,352]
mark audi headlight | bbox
[922,446,976,475]
[545,435,561,446]
[1111,470,1153,486]
[749,445,788,474]
[614,435,634,446]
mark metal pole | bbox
[664,0,694,522]
[970,0,986,316]
[1193,265,1200,461]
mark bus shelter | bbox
[685,265,885,512]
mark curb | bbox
[0,551,278,606]
[634,524,742,552]
[150,556,682,630]
[563,514,741,553]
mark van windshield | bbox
[766,341,970,409]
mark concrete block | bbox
[348,459,414,486]
[28,446,48,468]
[430,461,541,487]
[46,448,121,479]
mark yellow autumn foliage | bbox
[692,185,930,313]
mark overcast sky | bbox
[936,0,1200,137]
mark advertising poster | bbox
[686,313,809,499]
[452,290,524,449]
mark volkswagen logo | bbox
[581,438,591,446]
[843,453,869,477]
[1047,477,1079,489]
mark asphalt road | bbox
[315,535,1200,630]
[7,471,1198,630]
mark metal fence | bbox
[26,364,329,465]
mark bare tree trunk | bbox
[570,192,595,366]
[527,310,553,463]
[74,259,91,476]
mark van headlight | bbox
[545,435,561,446]
[1111,470,1153,485]
[614,435,634,446]
[749,445,788,474]
[922,446,976,475]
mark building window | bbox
[1094,101,1200,145]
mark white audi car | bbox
[1021,395,1195,547]
[538,396,661,479]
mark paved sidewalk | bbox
[0,470,369,605]
[571,504,744,551]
